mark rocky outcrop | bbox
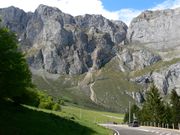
[125,91,144,103]
[127,8,180,50]
[0,6,30,36]
[0,5,127,75]
[75,15,127,44]
[132,63,180,95]
[116,48,161,71]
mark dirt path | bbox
[90,82,97,103]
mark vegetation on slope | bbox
[0,26,32,100]
[0,99,124,135]
[0,100,103,135]
[60,105,124,124]
[32,56,143,112]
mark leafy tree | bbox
[0,27,32,99]
[140,84,165,124]
[170,89,180,128]
[0,24,61,111]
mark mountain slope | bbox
[0,5,180,112]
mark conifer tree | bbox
[170,89,180,128]
[140,84,165,124]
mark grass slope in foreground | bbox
[0,100,123,135]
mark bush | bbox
[38,93,54,109]
[52,103,61,111]
[58,98,65,105]
[38,101,54,110]
[37,91,61,111]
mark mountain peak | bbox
[35,4,62,15]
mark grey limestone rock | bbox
[132,63,180,95]
[116,48,161,71]
[153,63,180,95]
[0,6,30,35]
[0,5,127,75]
[75,14,127,44]
[127,8,180,50]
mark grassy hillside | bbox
[32,57,143,112]
[60,106,124,124]
[0,100,124,135]
[91,67,142,112]
[32,74,104,110]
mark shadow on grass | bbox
[0,100,95,135]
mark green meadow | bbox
[0,100,123,135]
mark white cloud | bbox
[0,0,120,19]
[0,0,140,25]
[117,9,141,26]
[1,0,180,26]
[152,0,180,10]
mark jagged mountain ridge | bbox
[0,5,180,111]
[0,5,127,75]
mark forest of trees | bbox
[124,84,180,129]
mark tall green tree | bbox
[170,89,180,128]
[140,84,165,124]
[0,27,32,99]
[163,103,172,124]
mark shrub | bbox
[58,98,65,105]
[37,91,61,111]
[52,103,61,111]
[38,101,54,110]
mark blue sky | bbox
[102,0,166,11]
[0,0,180,25]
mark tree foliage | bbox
[0,25,61,111]
[124,84,180,129]
[170,89,180,128]
[0,27,32,99]
[141,84,165,123]
[37,91,61,111]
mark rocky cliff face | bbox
[127,8,180,51]
[132,63,180,95]
[0,5,127,75]
[116,47,161,71]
